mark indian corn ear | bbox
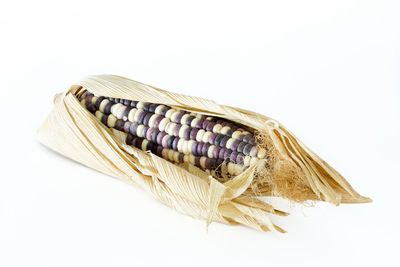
[37,75,371,232]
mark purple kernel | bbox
[167,136,175,149]
[195,157,201,168]
[190,128,199,140]
[206,122,215,132]
[237,142,246,153]
[153,116,163,129]
[172,137,180,150]
[175,111,185,123]
[202,120,210,129]
[218,148,227,160]
[156,146,163,156]
[213,146,220,158]
[184,127,192,140]
[236,153,244,165]
[162,135,169,148]
[220,136,230,148]
[197,142,204,156]
[156,131,166,145]
[231,139,241,152]
[129,123,138,136]
[195,119,204,128]
[209,133,217,145]
[191,142,199,156]
[223,149,232,161]
[201,143,210,157]
[174,124,182,137]
[243,144,253,155]
[178,153,184,163]
[143,112,152,126]
[243,134,253,143]
[149,103,158,113]
[126,134,134,145]
[230,152,238,163]
[123,121,132,133]
[146,127,155,140]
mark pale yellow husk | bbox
[37,75,371,232]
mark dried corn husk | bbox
[37,75,371,232]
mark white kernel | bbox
[207,145,216,158]
[91,96,98,104]
[200,157,207,168]
[136,125,145,137]
[191,118,200,128]
[202,131,211,143]
[158,118,170,132]
[232,130,242,139]
[99,99,109,112]
[107,115,117,128]
[180,114,190,125]
[213,124,222,134]
[182,140,189,154]
[167,149,175,161]
[173,151,180,162]
[167,123,176,136]
[95,110,103,120]
[155,105,165,115]
[179,125,189,138]
[187,140,195,154]
[177,138,184,152]
[116,106,126,119]
[136,101,144,109]
[148,114,159,128]
[221,126,231,135]
[170,111,180,122]
[196,129,205,142]
[226,138,235,149]
[128,108,137,122]
[165,108,176,119]
[111,103,123,116]
[141,139,149,151]
[164,122,171,133]
[134,109,143,122]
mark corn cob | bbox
[79,91,267,178]
[38,75,371,232]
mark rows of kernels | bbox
[108,98,257,145]
[92,107,252,166]
[112,101,257,151]
[125,133,239,171]
[80,92,267,176]
[86,94,267,161]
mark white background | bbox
[0,1,399,266]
